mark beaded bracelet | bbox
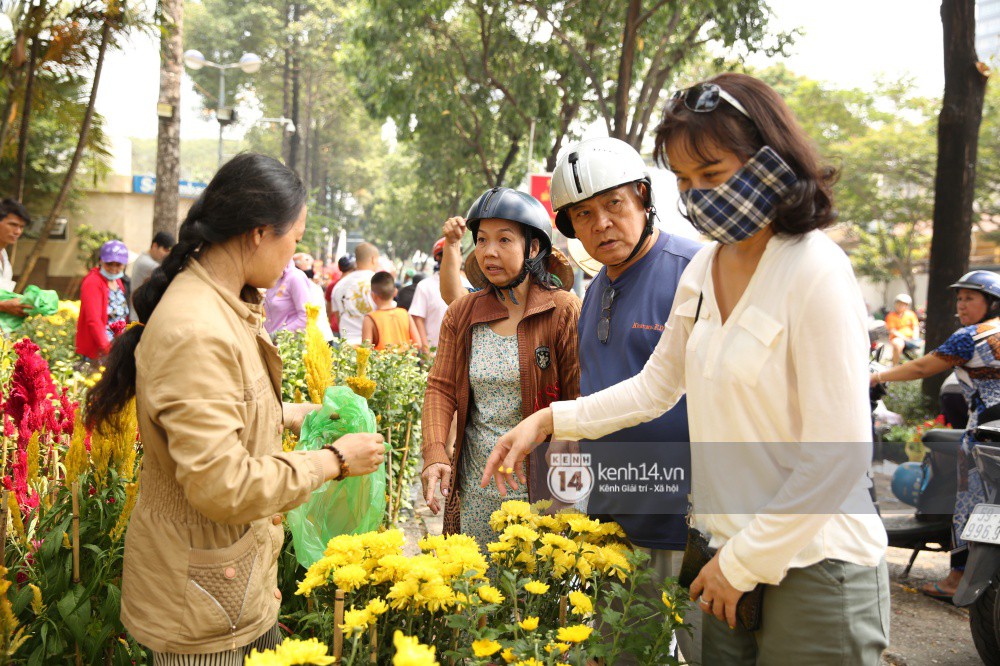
[323,445,349,481]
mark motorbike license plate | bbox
[962,504,1000,545]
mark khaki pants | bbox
[151,624,282,665]
[600,547,703,665]
[700,559,889,665]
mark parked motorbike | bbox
[870,360,960,575]
[953,429,1000,666]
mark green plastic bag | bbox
[287,385,388,568]
[0,286,59,333]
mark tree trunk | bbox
[922,0,989,401]
[612,0,641,140]
[152,0,184,236]
[14,35,39,201]
[0,32,29,153]
[15,18,113,292]
[281,0,292,163]
[288,3,301,173]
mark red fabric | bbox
[325,275,342,333]
[75,267,122,359]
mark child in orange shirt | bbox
[362,271,423,351]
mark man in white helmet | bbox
[551,137,703,662]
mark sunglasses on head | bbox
[671,82,752,121]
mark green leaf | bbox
[56,586,91,643]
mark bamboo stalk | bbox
[333,588,345,662]
[49,446,59,506]
[369,623,378,663]
[385,426,393,522]
[559,595,568,626]
[0,490,8,566]
[391,414,414,525]
[71,481,80,583]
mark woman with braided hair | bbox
[420,187,581,552]
[85,153,385,662]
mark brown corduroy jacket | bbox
[422,282,581,534]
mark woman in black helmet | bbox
[873,270,1000,600]
[419,187,581,551]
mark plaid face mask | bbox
[679,146,798,244]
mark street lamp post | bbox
[182,50,262,168]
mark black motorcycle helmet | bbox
[466,187,556,303]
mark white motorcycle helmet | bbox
[550,137,656,268]
[550,137,654,239]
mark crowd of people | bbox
[1,71,995,664]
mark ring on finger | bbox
[698,597,712,607]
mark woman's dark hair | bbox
[86,153,306,432]
[653,72,838,236]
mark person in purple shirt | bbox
[264,259,311,335]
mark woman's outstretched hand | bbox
[481,407,554,495]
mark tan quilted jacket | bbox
[121,259,325,653]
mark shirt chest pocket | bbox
[722,305,784,388]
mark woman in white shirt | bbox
[481,73,888,664]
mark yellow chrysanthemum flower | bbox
[341,608,372,635]
[518,616,539,631]
[568,590,593,617]
[513,659,543,666]
[392,631,439,666]
[556,625,593,644]
[500,647,516,663]
[332,563,368,592]
[471,639,502,657]
[524,580,549,595]
[662,591,674,610]
[365,598,389,616]
[245,637,336,665]
[477,585,505,604]
[544,642,570,655]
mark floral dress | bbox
[105,286,128,341]
[930,317,1000,549]
[459,323,527,552]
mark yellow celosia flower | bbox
[7,494,25,544]
[346,347,376,399]
[26,432,40,488]
[304,304,333,404]
[110,481,139,542]
[64,420,90,486]
[568,590,593,617]
[477,585,504,604]
[556,625,593,644]
[518,616,539,631]
[341,608,372,635]
[283,431,298,452]
[29,584,43,614]
[472,638,502,657]
[332,563,368,591]
[524,580,549,595]
[392,631,438,666]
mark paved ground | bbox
[401,470,984,665]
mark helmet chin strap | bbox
[611,208,657,268]
[492,243,545,305]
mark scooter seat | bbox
[922,429,963,456]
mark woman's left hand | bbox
[689,551,744,629]
[283,402,322,437]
